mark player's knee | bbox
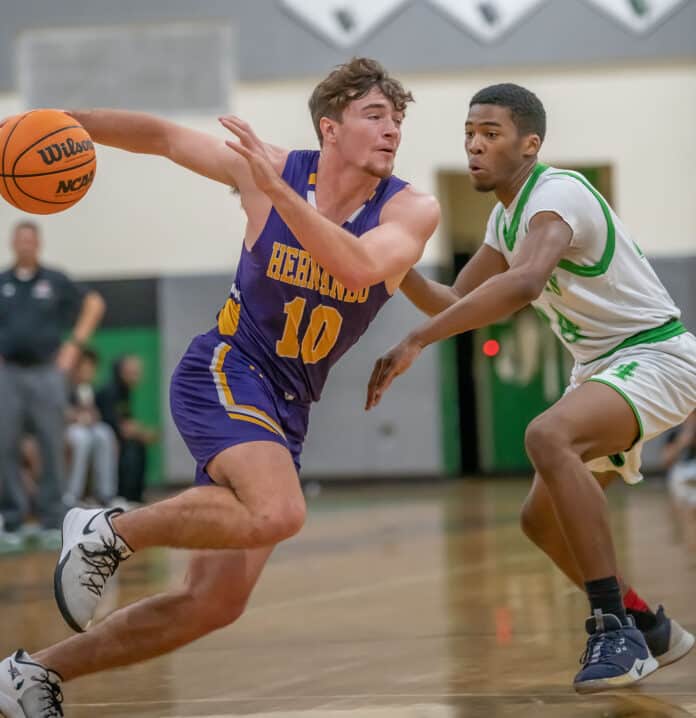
[524,416,568,470]
[250,496,306,545]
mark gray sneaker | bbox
[53,507,133,633]
[0,650,63,717]
[642,605,695,668]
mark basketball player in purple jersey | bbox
[0,58,439,716]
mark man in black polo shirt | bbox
[0,220,105,540]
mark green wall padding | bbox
[88,328,162,486]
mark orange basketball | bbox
[0,109,96,215]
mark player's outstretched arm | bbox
[401,245,508,316]
[366,211,572,408]
[67,110,281,190]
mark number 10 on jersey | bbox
[276,297,343,364]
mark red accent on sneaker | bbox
[624,588,651,613]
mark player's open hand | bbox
[219,116,280,194]
[365,336,423,410]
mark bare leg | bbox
[35,545,274,681]
[112,441,305,551]
[521,470,630,593]
[524,381,640,582]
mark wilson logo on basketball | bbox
[56,169,95,194]
[37,138,95,166]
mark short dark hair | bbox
[470,83,546,142]
[309,57,414,146]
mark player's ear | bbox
[522,132,541,158]
[319,117,337,145]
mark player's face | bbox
[12,227,40,265]
[334,87,403,178]
[465,104,531,192]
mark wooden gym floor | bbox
[2,477,696,717]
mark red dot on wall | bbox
[482,339,500,357]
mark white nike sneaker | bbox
[0,650,63,717]
[53,507,133,633]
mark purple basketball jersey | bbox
[211,150,409,402]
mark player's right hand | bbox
[365,336,423,410]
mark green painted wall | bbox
[89,327,163,486]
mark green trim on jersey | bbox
[582,319,686,364]
[585,377,644,444]
[500,163,548,251]
[495,205,505,246]
[546,170,616,277]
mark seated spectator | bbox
[663,411,696,504]
[96,355,158,505]
[64,349,118,507]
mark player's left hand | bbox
[365,336,423,410]
[219,116,280,194]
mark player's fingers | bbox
[228,115,264,145]
[225,140,252,160]
[372,357,393,399]
[219,117,250,141]
[365,358,384,409]
[219,117,263,151]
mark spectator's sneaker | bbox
[574,610,658,694]
[53,507,133,633]
[0,650,63,717]
[643,605,695,668]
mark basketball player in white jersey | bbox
[366,83,696,694]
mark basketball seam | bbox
[1,111,33,208]
[11,123,89,175]
[0,156,96,179]
[9,175,87,205]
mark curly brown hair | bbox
[309,57,414,146]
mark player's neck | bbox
[496,159,538,208]
[314,153,381,224]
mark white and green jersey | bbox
[483,163,685,364]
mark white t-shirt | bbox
[483,164,684,364]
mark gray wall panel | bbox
[157,270,442,482]
[19,22,234,113]
[158,273,233,483]
[301,284,442,477]
[0,1,694,93]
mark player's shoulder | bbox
[528,166,597,208]
[383,184,440,224]
[536,166,592,194]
